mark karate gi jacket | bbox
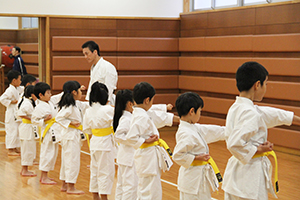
[222,97,294,199]
[82,103,115,151]
[0,84,23,124]
[55,100,89,140]
[17,98,36,140]
[173,120,225,195]
[85,57,118,105]
[31,93,63,143]
[125,106,174,176]
[115,104,173,167]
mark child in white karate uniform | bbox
[113,89,177,200]
[17,85,38,176]
[222,61,300,200]
[31,82,63,184]
[0,70,23,156]
[82,82,115,200]
[173,92,225,200]
[56,80,89,194]
[126,82,176,200]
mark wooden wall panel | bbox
[117,75,178,90]
[117,57,178,71]
[253,34,300,52]
[17,29,38,43]
[207,8,255,28]
[52,56,117,71]
[179,57,300,76]
[118,38,178,52]
[52,37,117,52]
[0,30,17,43]
[16,43,38,52]
[255,3,300,25]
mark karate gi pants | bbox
[5,121,20,149]
[137,170,162,200]
[115,164,138,200]
[89,150,115,194]
[59,138,81,183]
[39,141,58,172]
[20,139,36,166]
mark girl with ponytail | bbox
[17,85,38,177]
[82,82,115,200]
[55,81,89,195]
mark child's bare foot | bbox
[66,189,85,195]
[20,171,37,177]
[67,183,84,195]
[40,177,57,185]
[8,151,20,156]
[33,161,39,165]
[15,148,21,153]
[61,181,67,192]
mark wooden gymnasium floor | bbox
[0,106,300,199]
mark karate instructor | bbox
[82,41,118,105]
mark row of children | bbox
[1,60,300,200]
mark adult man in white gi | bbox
[82,41,118,105]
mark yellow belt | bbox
[41,118,56,143]
[191,157,223,183]
[139,138,173,158]
[92,127,114,137]
[22,118,31,124]
[253,150,279,193]
[69,124,90,149]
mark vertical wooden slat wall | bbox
[180,2,300,149]
[49,17,180,105]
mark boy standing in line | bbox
[31,82,63,185]
[0,70,22,156]
[222,61,300,200]
[126,82,174,200]
[173,92,225,200]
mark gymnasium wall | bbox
[0,28,39,78]
[49,17,180,105]
[180,2,300,149]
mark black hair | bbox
[58,81,81,109]
[236,61,269,92]
[14,46,21,54]
[82,41,100,56]
[18,85,36,109]
[89,82,108,106]
[21,74,37,86]
[175,92,204,118]
[7,70,21,84]
[113,89,133,132]
[33,82,51,99]
[133,82,155,104]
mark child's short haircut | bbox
[21,74,37,86]
[133,82,155,104]
[7,70,21,83]
[236,61,269,92]
[14,46,21,53]
[82,41,100,56]
[175,92,204,118]
[89,82,108,106]
[34,82,51,99]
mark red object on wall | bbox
[0,45,14,68]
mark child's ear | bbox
[253,81,261,91]
[72,90,77,96]
[39,93,43,99]
[189,107,195,115]
[144,97,150,105]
